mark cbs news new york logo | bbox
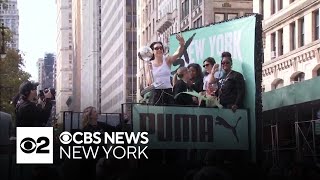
[16,127,53,164]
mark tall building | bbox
[0,0,19,49]
[37,58,44,90]
[253,0,320,92]
[37,54,55,91]
[55,0,73,122]
[71,0,82,112]
[78,0,102,112]
[100,0,137,113]
[53,57,57,89]
[137,0,253,99]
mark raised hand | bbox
[176,34,185,46]
[211,64,219,74]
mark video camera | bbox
[39,87,56,100]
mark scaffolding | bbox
[264,118,320,168]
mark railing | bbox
[62,111,122,132]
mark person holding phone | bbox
[15,81,53,127]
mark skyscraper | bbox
[37,54,55,91]
[100,0,137,113]
[78,0,101,112]
[55,0,73,122]
[0,0,19,49]
[37,58,44,90]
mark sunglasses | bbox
[222,61,231,65]
[203,64,211,68]
[154,46,163,50]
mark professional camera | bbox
[39,87,56,100]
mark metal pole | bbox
[295,122,300,161]
[271,125,275,165]
[70,111,73,132]
[311,121,317,163]
[1,23,5,56]
[105,113,108,125]
[63,112,66,131]
[275,124,280,165]
[131,0,134,103]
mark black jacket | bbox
[189,77,203,93]
[218,70,245,108]
[173,80,195,105]
[16,99,52,127]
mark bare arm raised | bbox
[166,34,185,65]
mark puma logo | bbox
[215,116,242,142]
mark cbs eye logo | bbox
[59,132,72,144]
[20,137,50,154]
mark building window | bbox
[181,0,189,19]
[299,18,304,47]
[314,10,319,40]
[227,13,237,20]
[271,0,275,15]
[278,29,283,56]
[290,22,296,50]
[215,13,225,22]
[272,79,284,90]
[214,13,237,22]
[271,32,276,59]
[193,16,202,28]
[291,72,305,83]
[259,0,264,17]
[192,0,201,9]
[278,0,283,11]
[153,18,155,33]
[146,27,148,41]
[317,68,320,76]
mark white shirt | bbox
[203,75,210,91]
[152,56,173,89]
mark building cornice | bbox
[262,41,320,77]
[263,0,320,32]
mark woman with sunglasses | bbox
[199,57,219,106]
[148,34,185,105]
[217,52,245,112]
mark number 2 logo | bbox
[20,136,50,154]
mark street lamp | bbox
[0,23,6,59]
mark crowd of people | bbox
[145,35,246,112]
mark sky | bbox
[18,0,57,81]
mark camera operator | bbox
[15,81,53,127]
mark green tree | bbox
[0,10,31,115]
[0,52,31,115]
[0,49,31,115]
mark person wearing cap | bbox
[15,81,53,127]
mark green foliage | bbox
[0,49,31,115]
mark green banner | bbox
[132,105,248,149]
[169,15,257,155]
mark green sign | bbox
[132,105,249,149]
[169,15,258,156]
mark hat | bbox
[19,81,39,96]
